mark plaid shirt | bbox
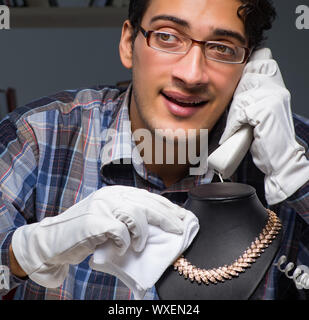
[0,85,308,300]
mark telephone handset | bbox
[208,125,253,180]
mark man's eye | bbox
[209,44,236,56]
[157,33,178,43]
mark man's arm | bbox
[285,181,309,221]
[283,114,309,223]
[0,115,38,295]
[220,48,309,206]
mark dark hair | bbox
[237,0,276,48]
[128,0,151,43]
[128,0,276,49]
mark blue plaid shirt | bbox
[0,85,308,300]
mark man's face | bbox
[120,0,247,135]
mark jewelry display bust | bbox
[156,182,283,300]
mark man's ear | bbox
[119,20,134,69]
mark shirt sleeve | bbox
[283,113,309,225]
[284,180,309,225]
[0,115,38,296]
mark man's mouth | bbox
[161,91,208,108]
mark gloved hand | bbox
[11,185,188,288]
[219,48,309,205]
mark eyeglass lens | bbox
[149,31,245,63]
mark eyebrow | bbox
[213,28,247,46]
[149,15,247,46]
[150,15,190,28]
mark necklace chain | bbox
[173,209,282,285]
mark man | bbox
[0,0,308,300]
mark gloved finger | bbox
[248,47,272,61]
[114,206,149,252]
[233,69,288,110]
[241,65,286,91]
[244,59,278,77]
[119,193,186,234]
[233,75,259,98]
[244,92,295,136]
[218,105,247,144]
[124,189,187,220]
[142,194,187,220]
[234,83,290,113]
[143,206,189,235]
[95,217,132,256]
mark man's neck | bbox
[136,133,194,187]
[145,161,190,188]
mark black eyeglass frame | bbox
[139,26,252,64]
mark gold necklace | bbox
[173,209,282,285]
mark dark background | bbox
[0,1,308,119]
[264,0,309,118]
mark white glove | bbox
[11,185,188,288]
[220,48,309,205]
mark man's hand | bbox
[219,48,309,205]
[11,185,188,288]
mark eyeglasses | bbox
[139,26,251,64]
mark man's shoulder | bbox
[293,113,309,150]
[293,113,309,127]
[7,85,128,126]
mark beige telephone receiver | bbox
[208,125,253,180]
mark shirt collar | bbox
[100,84,146,179]
[100,84,133,168]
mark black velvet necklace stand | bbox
[156,182,282,300]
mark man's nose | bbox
[171,45,210,88]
